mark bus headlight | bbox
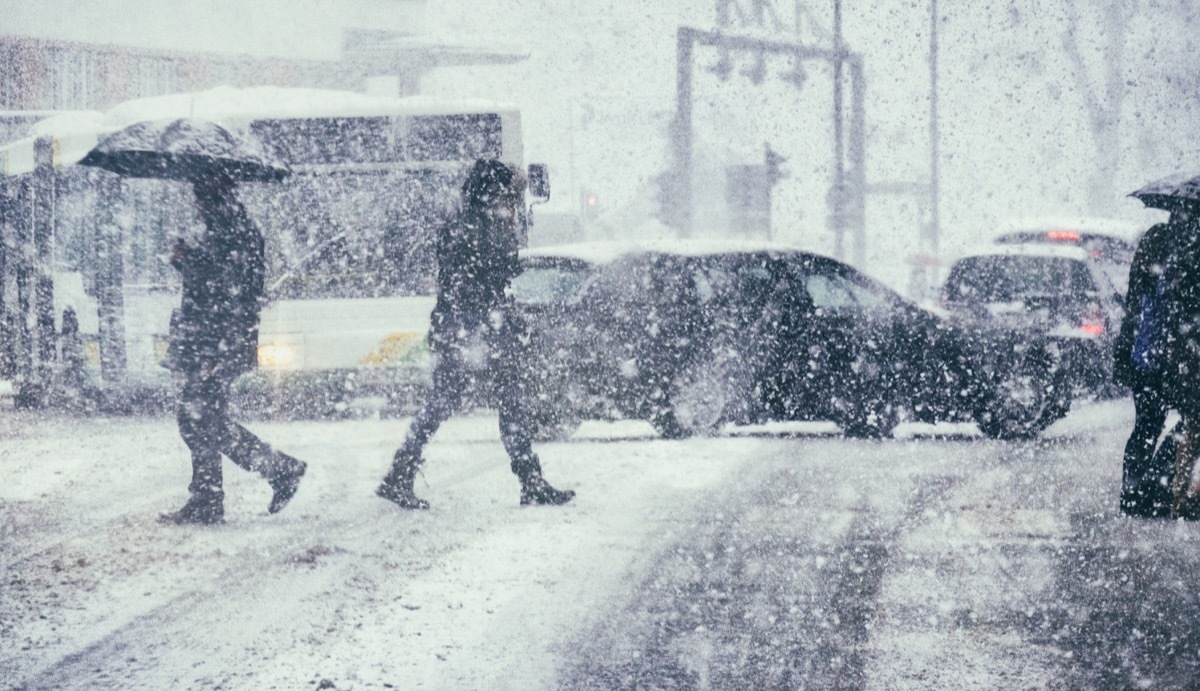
[258,343,298,369]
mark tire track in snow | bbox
[561,440,958,689]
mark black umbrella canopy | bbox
[78,117,289,183]
[1129,172,1200,211]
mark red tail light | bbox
[1046,230,1081,242]
[1080,302,1105,336]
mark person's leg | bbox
[162,370,226,524]
[378,349,468,508]
[1171,410,1200,518]
[222,420,307,514]
[213,365,306,513]
[1121,384,1168,516]
[494,332,574,506]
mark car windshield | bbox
[512,260,593,305]
[944,255,1097,303]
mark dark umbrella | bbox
[1129,172,1200,211]
[78,117,289,183]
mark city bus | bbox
[0,86,549,412]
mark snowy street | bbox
[3,400,1199,689]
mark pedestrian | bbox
[1161,202,1200,519]
[160,170,307,525]
[1114,218,1175,517]
[376,159,575,509]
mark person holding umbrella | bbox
[1114,213,1177,517]
[160,170,307,524]
[376,158,575,510]
[1127,174,1200,519]
[81,118,306,524]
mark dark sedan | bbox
[511,240,980,440]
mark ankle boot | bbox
[267,453,307,514]
[377,451,429,510]
[160,490,225,525]
[520,474,576,506]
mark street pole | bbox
[832,0,846,260]
[676,28,695,237]
[929,0,941,279]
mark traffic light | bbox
[582,190,599,221]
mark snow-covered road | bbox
[2,400,1199,689]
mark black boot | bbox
[160,489,225,525]
[519,473,576,506]
[267,454,307,514]
[377,451,429,510]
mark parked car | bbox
[511,240,982,440]
[990,216,1145,296]
[940,243,1126,437]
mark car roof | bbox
[520,238,814,265]
[990,216,1146,245]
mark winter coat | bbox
[1158,218,1200,412]
[169,194,266,377]
[1113,222,1173,388]
[428,205,524,356]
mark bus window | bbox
[252,168,455,301]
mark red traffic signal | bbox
[582,191,599,219]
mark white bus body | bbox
[0,87,544,412]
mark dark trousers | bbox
[1121,383,1170,510]
[398,327,540,479]
[176,365,286,496]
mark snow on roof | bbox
[0,86,520,177]
[98,86,518,129]
[992,216,1147,243]
[521,237,810,265]
[954,242,1093,262]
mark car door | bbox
[776,256,864,417]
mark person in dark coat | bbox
[376,159,575,509]
[1114,218,1175,517]
[160,171,307,525]
[1159,203,1200,518]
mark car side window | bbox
[805,273,857,313]
[841,272,900,315]
[694,264,735,306]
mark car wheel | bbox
[841,395,901,439]
[974,347,1069,440]
[652,355,736,439]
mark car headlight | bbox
[258,343,298,368]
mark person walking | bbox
[1114,218,1175,517]
[160,171,307,525]
[376,159,575,509]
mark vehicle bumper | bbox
[233,364,434,418]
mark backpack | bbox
[1131,273,1168,372]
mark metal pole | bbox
[676,27,695,237]
[929,0,941,277]
[832,0,846,260]
[849,56,867,268]
[32,137,55,405]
